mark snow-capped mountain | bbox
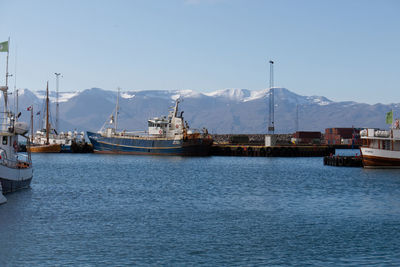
[8,87,398,134]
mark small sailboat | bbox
[27,82,61,153]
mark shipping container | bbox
[294,131,322,139]
[324,128,361,145]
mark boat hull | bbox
[0,183,6,204]
[60,144,72,153]
[0,164,33,194]
[27,144,62,153]
[360,147,400,168]
[87,131,212,156]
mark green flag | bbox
[0,41,8,52]
[386,110,393,124]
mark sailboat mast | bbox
[14,46,18,119]
[30,106,34,143]
[115,87,119,132]
[16,89,19,120]
[46,82,49,145]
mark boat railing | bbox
[16,153,30,161]
[120,130,147,136]
[187,128,210,136]
[2,154,31,169]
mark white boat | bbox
[0,86,33,201]
[0,40,33,203]
[360,122,400,168]
[32,129,85,151]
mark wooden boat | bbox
[30,76,85,152]
[28,82,62,153]
[27,143,61,153]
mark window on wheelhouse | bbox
[382,140,391,150]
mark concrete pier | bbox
[323,155,363,167]
[211,144,335,157]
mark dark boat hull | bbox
[0,177,32,194]
[0,163,33,194]
[87,131,212,156]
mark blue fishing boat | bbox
[87,91,212,156]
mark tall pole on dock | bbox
[55,73,61,133]
[268,60,275,134]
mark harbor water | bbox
[1,154,400,266]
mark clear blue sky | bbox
[0,0,399,104]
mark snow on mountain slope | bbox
[10,87,396,133]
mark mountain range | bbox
[7,87,399,134]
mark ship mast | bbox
[55,73,61,133]
[115,87,119,132]
[45,81,49,145]
[174,98,179,117]
[0,39,10,134]
[30,105,34,143]
[16,89,18,121]
[5,38,9,89]
[3,38,10,113]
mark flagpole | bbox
[5,37,9,88]
[392,109,394,127]
[2,37,10,114]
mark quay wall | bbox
[211,144,335,157]
[211,134,292,145]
